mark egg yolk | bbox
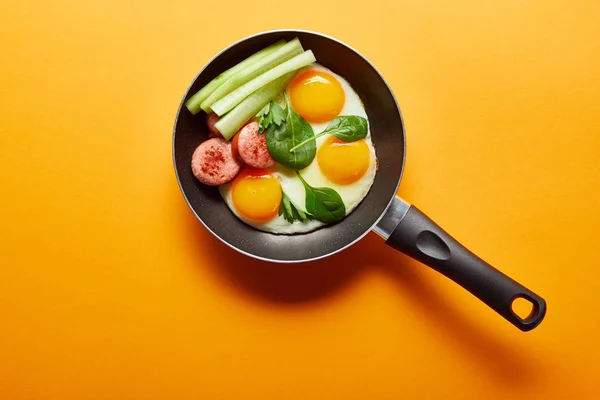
[288,69,345,123]
[317,137,371,185]
[232,169,282,222]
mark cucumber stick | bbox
[184,40,286,115]
[211,50,316,117]
[200,38,304,113]
[214,73,295,140]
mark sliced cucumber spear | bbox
[214,73,296,140]
[211,50,316,117]
[184,39,286,115]
[200,38,304,113]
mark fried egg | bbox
[220,64,377,234]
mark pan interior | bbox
[173,31,405,262]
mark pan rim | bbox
[172,29,407,263]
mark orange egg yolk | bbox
[288,69,345,123]
[317,137,371,185]
[232,169,282,222]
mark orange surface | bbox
[1,1,599,399]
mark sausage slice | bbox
[234,121,276,169]
[191,138,241,186]
[205,112,223,138]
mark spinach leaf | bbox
[257,100,286,132]
[279,191,314,223]
[322,115,368,141]
[265,94,316,170]
[297,173,346,223]
[288,115,368,153]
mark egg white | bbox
[220,63,377,234]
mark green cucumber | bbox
[200,38,304,113]
[184,39,286,115]
[214,73,295,140]
[211,50,316,117]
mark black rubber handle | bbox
[385,205,546,331]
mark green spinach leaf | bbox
[289,115,368,153]
[297,173,346,223]
[265,93,316,170]
[278,191,314,223]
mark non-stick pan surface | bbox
[174,30,405,262]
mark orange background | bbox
[2,0,599,399]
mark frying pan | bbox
[173,30,546,331]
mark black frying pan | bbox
[173,30,546,331]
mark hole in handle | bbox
[510,294,546,331]
[511,296,536,321]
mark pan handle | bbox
[374,197,546,331]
